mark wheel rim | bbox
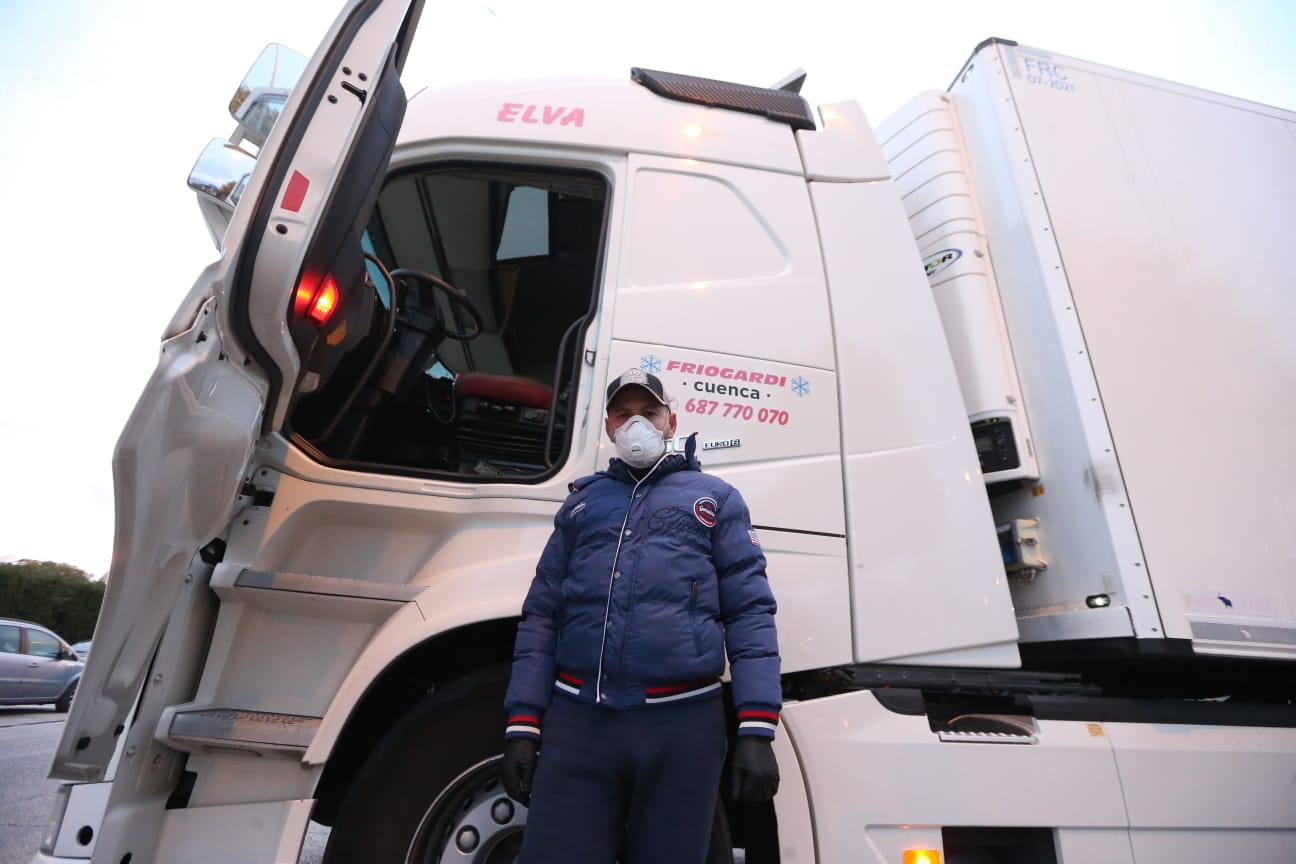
[407,754,527,864]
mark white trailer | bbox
[882,40,1296,661]
[35,3,1296,862]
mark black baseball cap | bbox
[605,368,669,407]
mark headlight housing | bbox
[39,783,72,854]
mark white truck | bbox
[37,1,1296,862]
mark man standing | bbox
[502,367,782,863]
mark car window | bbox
[0,624,19,654]
[25,628,60,659]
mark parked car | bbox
[71,640,92,661]
[0,617,83,712]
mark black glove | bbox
[501,738,538,805]
[728,736,779,802]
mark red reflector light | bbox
[281,170,310,213]
[306,275,340,326]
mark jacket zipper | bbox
[595,454,667,703]
[690,580,702,653]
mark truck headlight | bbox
[39,784,71,855]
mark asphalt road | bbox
[0,708,329,863]
[0,707,64,864]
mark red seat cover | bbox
[456,372,554,409]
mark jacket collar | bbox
[569,433,700,492]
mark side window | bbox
[287,164,608,483]
[496,187,549,260]
[26,629,60,659]
[0,624,19,654]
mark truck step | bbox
[937,729,1039,744]
[215,567,423,621]
[166,708,321,758]
[233,568,422,602]
[937,713,1038,744]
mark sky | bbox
[0,0,1292,577]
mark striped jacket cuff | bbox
[505,709,542,741]
[736,706,780,739]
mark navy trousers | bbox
[518,693,727,864]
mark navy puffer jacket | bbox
[505,437,781,741]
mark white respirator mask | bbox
[613,415,667,468]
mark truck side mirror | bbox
[187,139,257,247]
[228,43,307,148]
[186,43,308,249]
[188,140,256,207]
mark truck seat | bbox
[455,371,554,409]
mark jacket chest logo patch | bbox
[693,497,718,528]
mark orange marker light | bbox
[903,851,942,864]
[306,275,340,326]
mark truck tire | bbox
[323,663,732,864]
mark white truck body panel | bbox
[397,76,807,175]
[787,693,1126,863]
[52,296,266,781]
[807,176,1021,666]
[153,799,313,863]
[785,688,1296,863]
[795,99,891,183]
[45,782,110,859]
[617,153,835,369]
[883,41,1296,655]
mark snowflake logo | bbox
[791,376,810,397]
[641,355,663,374]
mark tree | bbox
[229,85,251,117]
[0,560,105,641]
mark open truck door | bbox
[53,0,424,782]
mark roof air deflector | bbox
[771,68,807,94]
[630,67,816,130]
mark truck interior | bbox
[287,163,608,481]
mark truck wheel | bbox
[322,664,519,863]
[323,664,732,864]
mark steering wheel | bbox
[389,268,484,341]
